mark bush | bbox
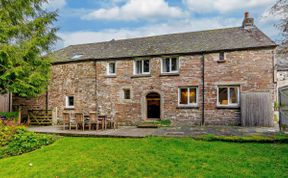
[0,121,20,146]
[0,125,56,158]
[0,112,19,120]
[4,130,55,157]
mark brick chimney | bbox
[242,12,254,29]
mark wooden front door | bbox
[146,92,160,119]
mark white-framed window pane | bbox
[189,88,197,104]
[143,60,149,73]
[180,88,188,104]
[171,58,178,71]
[136,61,142,74]
[163,58,170,72]
[66,96,74,107]
[109,63,115,74]
[219,88,228,105]
[230,87,238,104]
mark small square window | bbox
[124,89,131,99]
[219,52,225,61]
[108,62,116,75]
[66,96,74,108]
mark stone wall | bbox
[12,95,46,116]
[12,48,275,126]
[48,61,97,117]
[96,55,203,126]
[204,49,275,125]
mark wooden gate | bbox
[241,92,273,127]
[28,110,52,125]
[279,87,288,131]
[0,94,10,112]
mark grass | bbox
[195,133,288,143]
[0,137,287,177]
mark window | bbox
[217,86,240,106]
[134,59,150,74]
[65,96,74,108]
[107,62,116,75]
[123,89,131,99]
[162,57,179,73]
[71,54,83,60]
[219,52,225,61]
[178,87,198,106]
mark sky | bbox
[44,0,282,50]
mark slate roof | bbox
[52,26,276,63]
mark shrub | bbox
[4,131,55,157]
[0,112,19,120]
[0,125,56,158]
[0,121,20,147]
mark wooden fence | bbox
[279,87,288,131]
[28,110,52,126]
[241,92,273,127]
[0,94,10,112]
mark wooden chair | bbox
[106,116,116,129]
[89,112,100,130]
[75,113,85,131]
[62,112,71,130]
[98,115,107,130]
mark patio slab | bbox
[153,125,282,137]
[28,126,157,138]
[28,125,285,138]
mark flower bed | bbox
[0,121,56,158]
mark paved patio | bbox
[28,125,285,138]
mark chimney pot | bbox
[244,12,249,19]
[242,12,254,29]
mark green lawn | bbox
[0,137,287,177]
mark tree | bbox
[271,0,288,54]
[0,0,58,97]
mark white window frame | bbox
[65,96,74,108]
[161,57,179,74]
[217,86,240,107]
[133,59,150,75]
[107,62,116,75]
[178,87,198,106]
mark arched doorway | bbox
[146,92,160,119]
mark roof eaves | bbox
[52,45,277,65]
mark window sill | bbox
[160,73,179,77]
[217,60,226,63]
[64,107,74,110]
[176,105,199,109]
[105,75,117,78]
[131,74,151,78]
[216,105,240,109]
